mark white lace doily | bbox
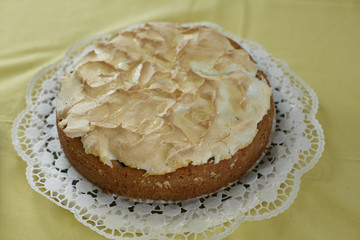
[12,22,324,240]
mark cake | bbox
[56,22,274,201]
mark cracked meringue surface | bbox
[57,23,272,174]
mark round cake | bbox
[56,22,274,201]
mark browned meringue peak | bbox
[57,23,272,174]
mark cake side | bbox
[57,89,273,201]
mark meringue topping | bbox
[57,23,272,174]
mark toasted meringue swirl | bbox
[57,23,272,174]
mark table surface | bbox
[1,0,359,239]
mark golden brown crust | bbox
[57,92,273,201]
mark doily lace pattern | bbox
[12,22,324,240]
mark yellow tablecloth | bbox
[1,0,359,239]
